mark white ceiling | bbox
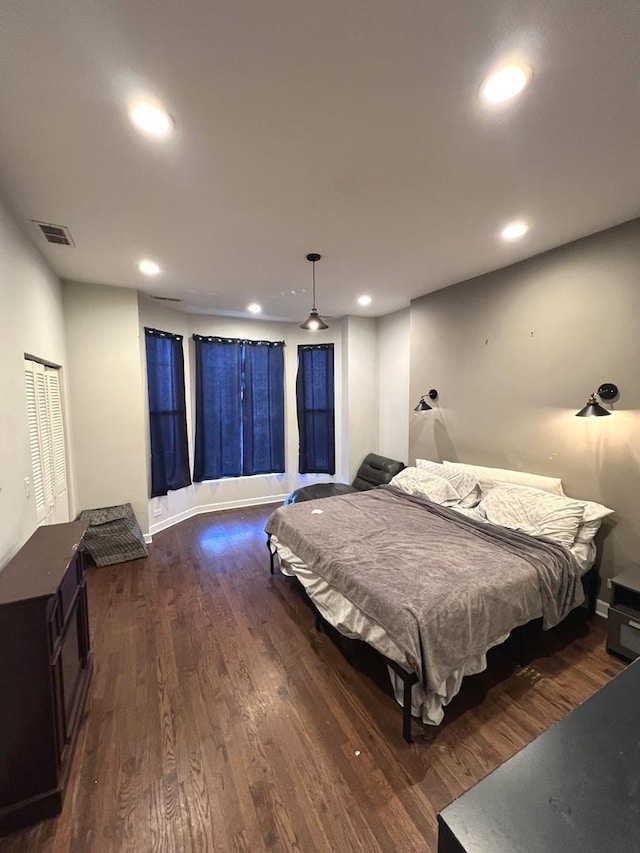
[0,1,638,322]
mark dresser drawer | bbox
[607,606,640,661]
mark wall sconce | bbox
[414,389,438,411]
[575,382,618,417]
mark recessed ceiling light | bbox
[247,303,262,314]
[139,259,161,276]
[480,65,532,105]
[129,102,174,137]
[500,220,529,242]
[358,295,372,306]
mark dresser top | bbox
[438,659,639,852]
[0,521,88,605]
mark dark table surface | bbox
[438,659,640,853]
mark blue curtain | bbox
[144,328,192,497]
[243,341,285,475]
[193,336,285,480]
[193,337,243,480]
[296,344,335,474]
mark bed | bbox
[265,462,612,741]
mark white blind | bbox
[25,359,68,524]
[47,368,67,497]
[25,363,46,520]
[34,364,55,510]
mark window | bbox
[144,328,191,497]
[24,358,69,524]
[193,336,285,481]
[296,344,335,474]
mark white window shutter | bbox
[25,362,46,522]
[46,368,67,497]
[34,362,55,512]
[25,359,68,524]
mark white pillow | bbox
[390,467,460,506]
[443,461,565,496]
[504,485,613,540]
[579,499,615,525]
[569,539,597,574]
[574,520,603,545]
[574,500,615,544]
[416,459,481,507]
[479,483,585,548]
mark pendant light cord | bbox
[311,260,316,310]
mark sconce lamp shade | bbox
[414,398,432,412]
[575,394,611,418]
[575,383,618,417]
[414,389,438,411]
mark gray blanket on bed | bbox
[265,486,584,692]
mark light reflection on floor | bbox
[196,515,267,555]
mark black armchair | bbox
[284,453,405,505]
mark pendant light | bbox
[300,253,329,330]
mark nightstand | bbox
[607,568,640,662]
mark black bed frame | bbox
[268,536,599,743]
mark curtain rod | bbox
[145,327,183,341]
[192,334,285,347]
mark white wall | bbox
[139,298,348,533]
[0,198,69,567]
[377,308,410,465]
[409,219,640,586]
[62,281,148,533]
[342,316,380,480]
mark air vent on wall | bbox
[31,220,75,246]
[152,296,182,303]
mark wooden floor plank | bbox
[1,503,625,852]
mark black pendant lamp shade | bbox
[300,253,329,331]
[575,382,618,417]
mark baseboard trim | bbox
[595,598,609,619]
[148,494,288,539]
[144,534,153,545]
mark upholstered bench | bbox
[284,453,405,504]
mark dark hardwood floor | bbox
[2,504,624,852]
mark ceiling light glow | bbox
[139,259,161,276]
[481,65,531,105]
[358,295,372,306]
[129,102,174,137]
[247,303,262,314]
[500,220,529,242]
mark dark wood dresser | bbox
[437,659,639,852]
[0,521,92,835]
